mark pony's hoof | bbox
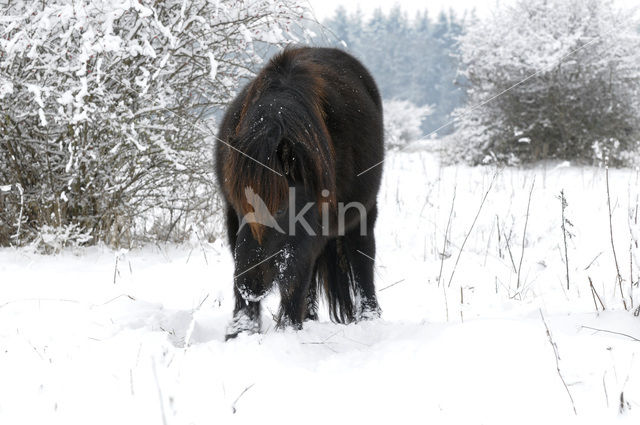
[303,312,319,322]
[358,303,381,321]
[275,315,303,331]
[225,330,252,341]
[225,311,260,341]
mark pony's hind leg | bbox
[345,206,381,320]
[304,278,319,321]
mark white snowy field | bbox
[1,149,639,424]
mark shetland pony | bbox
[215,47,384,339]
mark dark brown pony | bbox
[215,47,384,339]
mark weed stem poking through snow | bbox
[232,384,256,414]
[438,186,456,287]
[517,178,535,289]
[539,309,577,415]
[559,190,571,290]
[447,169,501,288]
[588,277,606,312]
[606,166,628,309]
[580,325,640,342]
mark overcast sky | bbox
[305,0,639,21]
[304,0,501,21]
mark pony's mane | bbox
[222,48,337,243]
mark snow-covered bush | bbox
[446,0,640,165]
[383,99,431,149]
[0,0,306,247]
[28,224,92,254]
[592,138,640,168]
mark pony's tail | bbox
[314,237,357,323]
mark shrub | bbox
[0,0,306,247]
[446,0,640,165]
[383,99,431,149]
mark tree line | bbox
[322,6,468,135]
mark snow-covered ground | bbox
[1,150,639,424]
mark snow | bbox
[56,90,74,106]
[0,79,13,99]
[239,24,253,43]
[26,84,45,108]
[38,108,48,127]
[1,150,639,423]
[207,52,218,80]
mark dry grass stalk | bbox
[447,169,500,288]
[539,309,577,415]
[517,178,535,288]
[605,166,628,309]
